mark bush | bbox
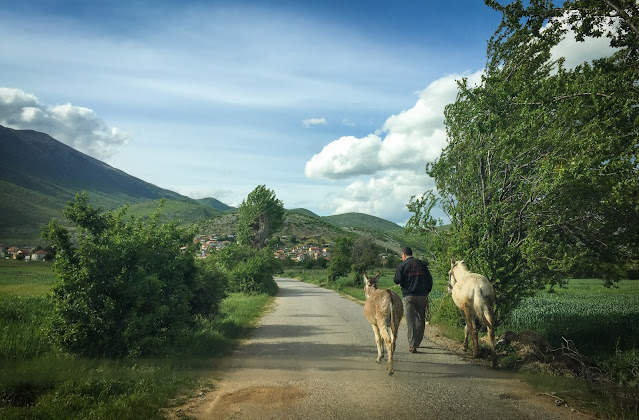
[192,259,229,317]
[42,194,204,358]
[212,245,279,295]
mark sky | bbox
[0,0,616,225]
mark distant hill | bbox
[0,124,424,252]
[288,208,322,219]
[196,197,234,212]
[323,212,402,233]
[0,125,230,244]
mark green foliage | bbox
[192,258,229,317]
[237,185,285,249]
[212,244,280,295]
[41,193,209,358]
[0,257,274,419]
[326,237,353,282]
[429,293,464,329]
[350,235,382,281]
[409,0,639,319]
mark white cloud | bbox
[0,87,129,160]
[304,71,483,224]
[305,70,483,181]
[305,133,383,179]
[302,117,328,128]
[330,170,438,225]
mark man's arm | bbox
[393,263,403,285]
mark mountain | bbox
[0,124,421,252]
[0,125,228,244]
[323,212,402,233]
[196,197,234,212]
[288,208,322,219]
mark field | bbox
[0,259,274,419]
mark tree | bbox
[409,0,639,319]
[41,194,224,357]
[237,185,285,249]
[351,235,381,284]
[326,237,353,282]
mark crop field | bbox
[507,282,639,354]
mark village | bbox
[193,234,331,262]
[0,245,51,261]
[1,235,333,264]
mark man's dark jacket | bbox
[393,256,433,296]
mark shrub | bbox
[42,194,203,357]
[212,245,279,295]
[191,259,229,317]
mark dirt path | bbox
[168,277,585,420]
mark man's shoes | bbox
[409,347,417,353]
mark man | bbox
[393,246,433,353]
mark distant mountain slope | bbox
[288,208,322,219]
[323,212,402,233]
[196,197,234,212]
[0,125,230,244]
[0,125,183,203]
[127,199,221,224]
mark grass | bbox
[0,259,275,419]
[0,259,57,296]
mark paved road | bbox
[173,277,581,420]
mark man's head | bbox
[401,246,413,260]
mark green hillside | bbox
[196,197,234,212]
[0,125,427,254]
[288,208,322,219]
[323,212,402,233]
[126,199,222,225]
[0,125,227,245]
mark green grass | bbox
[0,260,57,296]
[0,260,275,419]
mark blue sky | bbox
[0,1,614,225]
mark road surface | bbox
[170,277,583,420]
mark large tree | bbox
[408,0,638,318]
[237,185,285,249]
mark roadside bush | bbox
[192,258,229,317]
[42,194,203,358]
[429,294,464,328]
[212,244,279,295]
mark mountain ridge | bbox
[0,125,408,248]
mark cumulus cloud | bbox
[305,70,483,181]
[305,133,383,179]
[0,87,129,160]
[302,117,328,128]
[328,170,437,224]
[304,71,483,223]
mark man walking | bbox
[393,247,433,353]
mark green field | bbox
[0,259,273,419]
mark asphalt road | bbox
[172,277,583,420]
